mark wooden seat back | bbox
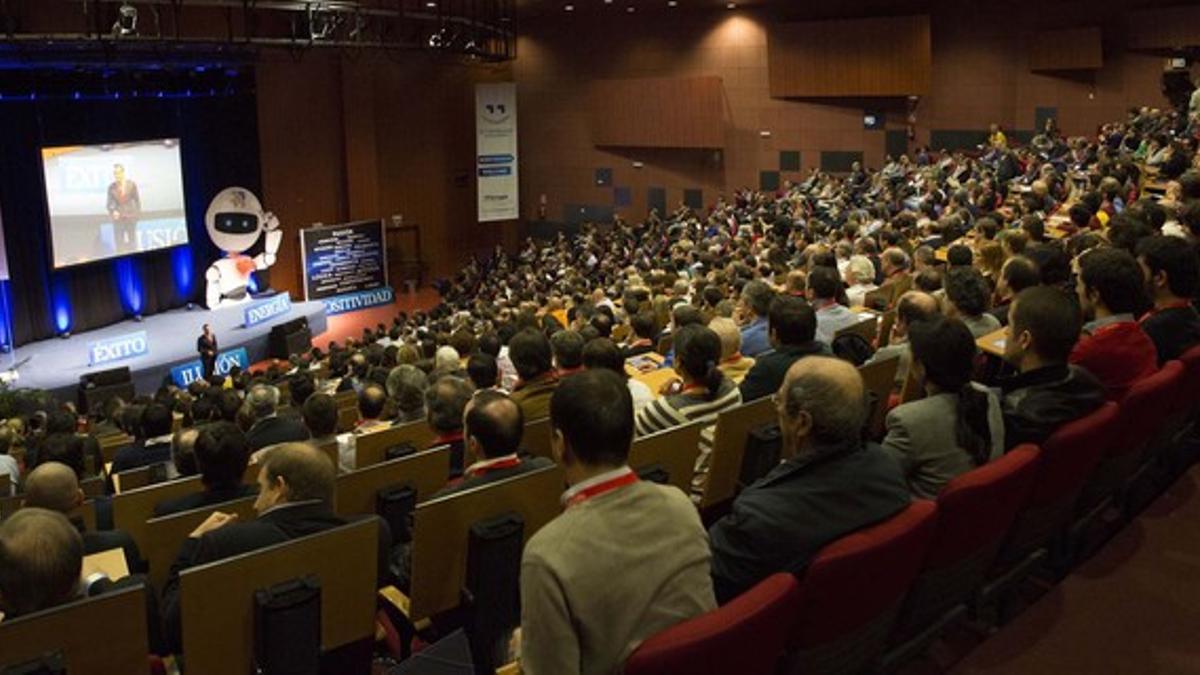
[355,421,436,469]
[410,465,564,620]
[97,433,134,464]
[699,397,777,509]
[629,422,703,494]
[180,519,379,674]
[522,417,554,459]
[112,475,204,560]
[0,586,148,675]
[859,356,901,439]
[144,496,259,593]
[335,447,450,517]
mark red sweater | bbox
[1069,320,1158,401]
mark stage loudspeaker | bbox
[269,317,312,360]
[78,367,135,415]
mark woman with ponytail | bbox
[635,324,742,500]
[881,316,1004,499]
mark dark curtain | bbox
[0,89,261,347]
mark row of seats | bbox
[623,344,1200,674]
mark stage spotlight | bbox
[112,2,138,37]
[428,27,452,48]
[307,4,340,41]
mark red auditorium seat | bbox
[882,445,1041,668]
[979,402,1119,610]
[623,573,800,675]
[1080,361,1184,516]
[783,500,938,675]
[1162,345,1200,474]
[1176,345,1200,415]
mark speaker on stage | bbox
[78,366,135,416]
[269,317,312,360]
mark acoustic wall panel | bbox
[589,76,726,149]
[768,15,931,98]
[1029,28,1102,71]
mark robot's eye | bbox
[214,212,258,234]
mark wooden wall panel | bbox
[1030,28,1103,71]
[588,76,726,149]
[1127,6,1200,50]
[768,15,932,97]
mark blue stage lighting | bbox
[51,277,72,334]
[115,258,144,316]
[172,246,193,299]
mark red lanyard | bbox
[565,469,638,508]
[466,456,521,477]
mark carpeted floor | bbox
[948,465,1200,674]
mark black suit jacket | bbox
[708,442,910,604]
[431,456,554,500]
[738,341,831,402]
[110,440,173,475]
[153,483,259,518]
[244,415,310,451]
[161,500,392,654]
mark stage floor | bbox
[7,295,328,400]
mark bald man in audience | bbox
[866,290,941,388]
[23,461,143,571]
[433,390,552,498]
[708,357,909,603]
[161,443,391,654]
[0,508,83,619]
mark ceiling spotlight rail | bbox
[0,0,516,61]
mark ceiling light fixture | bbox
[564,3,574,9]
[726,2,736,8]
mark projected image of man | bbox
[107,163,141,252]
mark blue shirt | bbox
[740,317,771,357]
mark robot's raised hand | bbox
[263,212,280,232]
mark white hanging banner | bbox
[475,82,519,222]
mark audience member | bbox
[881,317,1003,498]
[739,295,828,402]
[155,422,255,516]
[1070,247,1158,400]
[1001,287,1106,449]
[243,384,310,451]
[162,443,390,654]
[0,508,83,619]
[737,280,774,357]
[519,370,715,673]
[508,328,560,421]
[944,266,1002,338]
[425,376,474,478]
[708,317,756,385]
[432,391,551,498]
[23,462,142,570]
[111,402,175,474]
[581,337,654,414]
[708,356,909,603]
[808,266,858,344]
[1136,235,1200,363]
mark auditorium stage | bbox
[5,296,328,401]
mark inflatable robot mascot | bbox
[204,187,283,309]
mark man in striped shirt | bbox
[634,324,742,501]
